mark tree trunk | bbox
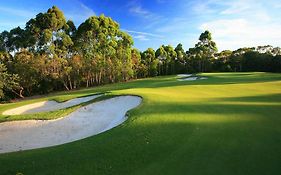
[12,87,24,98]
[73,80,77,89]
[63,81,69,91]
[68,76,73,90]
[98,71,102,85]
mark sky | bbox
[0,0,281,51]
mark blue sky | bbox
[1,0,281,51]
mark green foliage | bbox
[75,14,134,85]
[142,48,158,77]
[131,48,142,78]
[186,30,218,72]
[174,43,186,73]
[0,63,19,99]
[215,47,281,73]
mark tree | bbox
[68,54,83,89]
[0,63,19,99]
[272,55,281,72]
[25,6,74,90]
[155,45,176,75]
[271,47,281,56]
[0,31,9,52]
[187,31,218,72]
[142,48,158,77]
[155,45,167,75]
[131,48,142,78]
[229,47,254,72]
[163,45,177,74]
[174,43,186,73]
[5,27,30,52]
[13,50,39,96]
[117,31,134,82]
[214,50,233,72]
[75,14,134,85]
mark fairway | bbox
[0,72,281,175]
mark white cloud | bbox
[191,0,273,20]
[192,2,216,14]
[124,29,164,41]
[188,0,280,50]
[220,1,252,14]
[79,2,96,16]
[219,0,272,22]
[123,29,164,38]
[129,5,150,17]
[64,1,96,24]
[127,1,161,21]
[199,18,281,51]
[133,35,150,41]
[126,1,164,30]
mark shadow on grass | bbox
[213,93,281,103]
[135,92,281,121]
[136,102,281,119]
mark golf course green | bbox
[0,72,281,175]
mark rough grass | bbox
[0,72,281,175]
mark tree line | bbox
[0,6,281,100]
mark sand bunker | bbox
[0,96,142,153]
[177,74,192,77]
[177,74,208,81]
[178,77,208,81]
[2,94,103,115]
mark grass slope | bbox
[0,72,281,175]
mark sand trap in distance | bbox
[177,75,208,81]
[177,74,192,77]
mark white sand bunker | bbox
[0,96,142,153]
[177,74,208,81]
[177,74,192,78]
[2,94,102,115]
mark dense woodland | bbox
[0,6,281,100]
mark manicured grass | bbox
[0,72,281,175]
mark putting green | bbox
[0,72,281,175]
